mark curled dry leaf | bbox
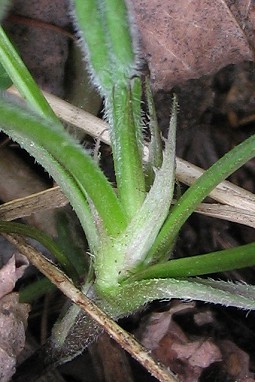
[138,302,222,382]
[131,0,255,90]
[0,254,30,381]
[0,254,29,299]
[0,293,30,382]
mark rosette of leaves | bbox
[0,0,254,373]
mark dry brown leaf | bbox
[140,302,195,350]
[0,254,29,299]
[0,255,30,381]
[131,0,255,90]
[0,293,30,382]
[138,302,222,382]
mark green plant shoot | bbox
[0,0,255,374]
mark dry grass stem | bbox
[0,187,67,221]
[195,203,255,228]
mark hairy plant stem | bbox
[109,81,145,218]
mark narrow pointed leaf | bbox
[112,278,255,316]
[128,242,255,280]
[0,97,127,237]
[147,132,255,261]
[108,82,146,218]
[144,77,163,186]
[71,0,112,92]
[120,96,176,269]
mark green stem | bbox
[109,83,145,218]
[0,221,79,281]
[126,242,255,281]
[146,133,255,262]
[73,0,144,219]
[0,27,59,123]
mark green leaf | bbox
[0,61,11,89]
[108,81,146,218]
[72,0,136,94]
[147,133,255,262]
[108,278,255,316]
[119,96,177,271]
[103,0,135,77]
[72,0,112,92]
[73,1,145,220]
[0,96,127,238]
[127,242,255,281]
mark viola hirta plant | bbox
[0,0,255,376]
